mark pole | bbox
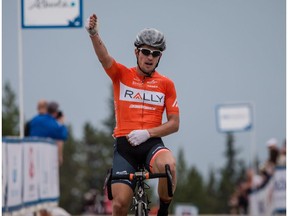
[18,0,24,138]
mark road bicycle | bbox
[103,164,173,216]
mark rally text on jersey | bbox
[120,83,165,106]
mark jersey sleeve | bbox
[104,59,127,82]
[165,79,179,115]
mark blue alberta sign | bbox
[22,0,83,28]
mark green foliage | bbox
[82,122,114,190]
[171,133,245,214]
[2,82,19,136]
[216,133,246,213]
[59,126,88,214]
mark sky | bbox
[2,0,286,179]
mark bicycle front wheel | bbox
[136,202,148,216]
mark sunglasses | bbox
[138,48,162,57]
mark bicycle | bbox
[103,164,173,216]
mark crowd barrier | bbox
[2,137,60,215]
[248,166,286,216]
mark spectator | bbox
[24,99,48,136]
[245,168,263,191]
[237,181,249,214]
[231,168,262,214]
[37,99,48,114]
[277,139,286,166]
[259,138,279,180]
[29,101,68,164]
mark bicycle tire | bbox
[136,202,148,216]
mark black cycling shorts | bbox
[112,136,169,190]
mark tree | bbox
[216,132,246,213]
[204,168,220,213]
[59,126,89,214]
[82,122,114,190]
[172,149,207,213]
[2,82,19,136]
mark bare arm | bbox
[86,14,113,69]
[56,140,64,166]
[148,114,179,138]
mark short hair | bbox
[47,101,59,114]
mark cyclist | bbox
[86,13,180,216]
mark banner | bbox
[5,139,23,212]
[22,0,83,28]
[23,142,39,206]
[38,141,59,202]
[38,142,50,200]
[2,137,59,214]
[49,142,60,200]
[273,167,286,212]
[215,103,253,132]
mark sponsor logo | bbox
[147,85,158,88]
[29,147,35,179]
[147,80,158,84]
[12,155,18,183]
[129,104,156,110]
[12,169,17,183]
[116,170,128,175]
[132,81,143,86]
[120,82,164,106]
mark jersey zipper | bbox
[141,76,147,130]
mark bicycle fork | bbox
[132,183,150,213]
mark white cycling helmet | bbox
[134,28,166,51]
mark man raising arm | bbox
[86,13,180,216]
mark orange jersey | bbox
[105,60,179,137]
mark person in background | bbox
[259,138,279,181]
[29,101,68,165]
[277,139,286,166]
[24,99,48,136]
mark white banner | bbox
[38,141,59,201]
[38,142,50,200]
[50,142,60,200]
[23,142,39,205]
[273,167,286,211]
[216,103,253,132]
[2,138,60,214]
[6,141,23,211]
[22,0,83,28]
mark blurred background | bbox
[2,0,286,215]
